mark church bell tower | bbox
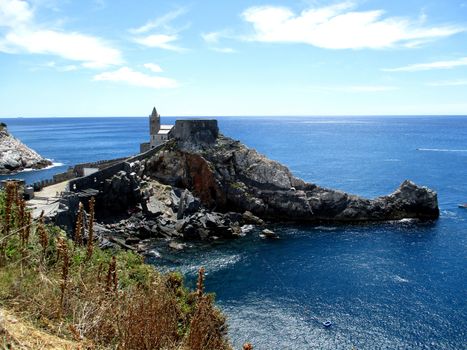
[149,107,160,147]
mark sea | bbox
[1,116,466,349]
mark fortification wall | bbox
[173,120,218,143]
[31,157,128,191]
[69,142,166,192]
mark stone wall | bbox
[69,142,166,192]
[31,157,128,191]
[173,120,218,144]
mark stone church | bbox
[140,107,174,152]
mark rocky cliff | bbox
[0,127,52,174]
[55,122,438,249]
[142,130,439,222]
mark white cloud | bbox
[0,0,123,67]
[202,30,237,53]
[384,57,467,72]
[240,2,463,49]
[143,63,163,73]
[427,79,467,86]
[308,85,398,93]
[94,66,179,89]
[0,0,33,27]
[133,33,186,52]
[5,29,122,67]
[129,8,187,34]
[34,60,78,72]
[211,47,236,54]
[202,31,223,44]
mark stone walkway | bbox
[27,180,69,218]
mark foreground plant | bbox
[0,182,235,349]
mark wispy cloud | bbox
[0,0,123,67]
[143,63,163,73]
[129,8,187,34]
[308,85,398,93]
[132,33,186,52]
[93,67,179,89]
[202,31,226,44]
[210,47,236,54]
[383,57,467,72]
[427,79,467,86]
[202,30,237,53]
[238,2,463,49]
[131,8,188,52]
[34,60,78,72]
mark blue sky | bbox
[1,0,467,117]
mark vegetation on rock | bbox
[0,181,234,349]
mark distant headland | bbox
[0,122,52,175]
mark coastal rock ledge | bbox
[0,125,52,174]
[142,124,439,223]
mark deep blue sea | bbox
[1,116,466,349]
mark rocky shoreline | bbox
[0,125,52,175]
[51,120,439,254]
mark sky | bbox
[1,0,467,117]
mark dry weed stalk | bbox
[58,237,70,316]
[74,202,84,245]
[86,197,95,259]
[118,287,180,349]
[105,256,118,293]
[185,267,231,350]
[2,182,15,235]
[37,211,48,262]
[196,266,205,297]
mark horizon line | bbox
[2,114,467,119]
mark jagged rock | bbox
[169,242,186,250]
[100,170,142,214]
[125,236,141,245]
[177,189,201,219]
[143,134,439,222]
[0,128,52,174]
[261,229,279,239]
[170,189,181,208]
[242,211,265,225]
[50,121,439,253]
[146,196,165,216]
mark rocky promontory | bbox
[56,120,439,250]
[0,124,52,174]
[143,122,439,222]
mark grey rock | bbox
[125,236,141,245]
[177,189,201,219]
[242,211,265,225]
[143,134,439,222]
[261,229,279,239]
[0,129,52,174]
[168,242,186,250]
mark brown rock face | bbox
[185,153,226,208]
[142,135,439,223]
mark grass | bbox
[0,181,240,349]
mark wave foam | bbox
[417,148,467,152]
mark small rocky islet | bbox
[0,123,52,174]
[52,116,439,253]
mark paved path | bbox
[27,181,69,218]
